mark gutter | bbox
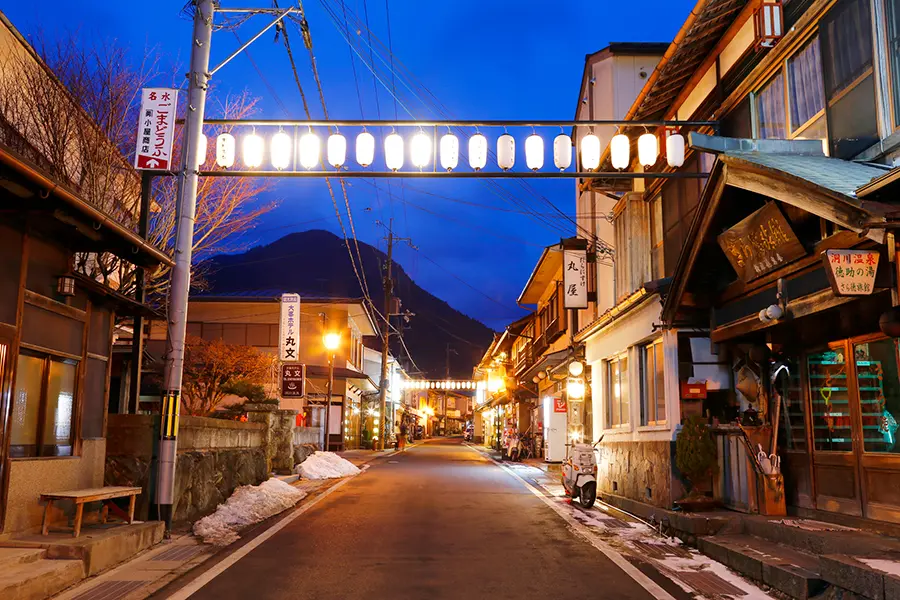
[0,146,172,267]
[574,287,656,343]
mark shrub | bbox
[675,416,717,493]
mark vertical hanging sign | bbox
[134,88,178,170]
[563,249,588,309]
[279,293,301,362]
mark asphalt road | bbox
[177,438,666,600]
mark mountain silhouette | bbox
[201,230,495,379]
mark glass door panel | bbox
[808,348,853,452]
[853,339,900,453]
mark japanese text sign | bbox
[563,249,588,309]
[823,249,880,296]
[134,88,178,171]
[717,203,806,282]
[281,364,305,398]
[554,397,567,413]
[279,294,301,362]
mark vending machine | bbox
[542,396,568,462]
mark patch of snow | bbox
[860,558,900,577]
[193,478,306,546]
[658,554,775,599]
[294,451,361,479]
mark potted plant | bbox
[675,415,718,511]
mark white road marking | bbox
[467,445,677,600]
[167,470,365,599]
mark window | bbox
[787,38,826,136]
[650,194,664,280]
[756,73,787,139]
[854,339,900,453]
[661,154,706,277]
[887,0,900,128]
[613,202,628,300]
[808,348,852,452]
[641,339,666,425]
[607,354,629,428]
[11,352,77,457]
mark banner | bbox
[134,88,177,170]
[563,249,588,309]
[279,293,301,362]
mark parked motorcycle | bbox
[561,436,603,508]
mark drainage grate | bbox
[151,545,203,562]
[675,571,747,597]
[597,516,632,529]
[72,579,147,600]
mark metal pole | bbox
[157,0,213,533]
[377,219,394,451]
[129,172,153,414]
[325,352,334,452]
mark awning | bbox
[304,365,377,392]
[73,273,163,318]
[520,349,568,384]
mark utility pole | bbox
[156,0,213,533]
[375,218,411,450]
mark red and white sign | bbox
[134,88,178,171]
[554,398,567,413]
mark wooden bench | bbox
[40,486,142,537]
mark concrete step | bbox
[742,517,900,556]
[698,534,826,599]
[0,558,85,600]
[819,554,900,600]
[0,548,46,569]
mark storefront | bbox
[663,146,900,524]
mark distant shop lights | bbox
[205,123,693,174]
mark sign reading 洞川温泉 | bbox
[717,203,806,281]
[134,88,178,171]
[279,293,301,362]
[563,249,588,309]
[823,249,880,296]
[281,363,305,398]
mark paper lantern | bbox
[328,133,347,168]
[410,131,431,169]
[385,133,404,171]
[299,132,320,169]
[440,133,459,171]
[196,134,207,167]
[497,134,515,170]
[216,133,235,168]
[666,133,685,168]
[356,132,375,167]
[271,131,292,170]
[469,134,488,170]
[610,134,630,170]
[242,133,264,168]
[581,134,601,171]
[525,134,544,171]
[553,134,572,170]
[638,133,659,167]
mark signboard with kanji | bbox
[281,364,305,398]
[134,88,177,171]
[823,249,880,296]
[563,249,588,309]
[717,203,806,281]
[553,397,567,413]
[279,293,301,362]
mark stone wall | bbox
[597,440,685,509]
[246,405,298,474]
[105,414,267,523]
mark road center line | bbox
[467,445,676,600]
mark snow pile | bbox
[193,478,306,546]
[294,451,361,479]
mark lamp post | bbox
[323,332,341,452]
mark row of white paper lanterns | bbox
[399,380,485,390]
[198,130,686,172]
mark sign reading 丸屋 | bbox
[279,294,301,362]
[281,364,306,398]
[717,203,806,281]
[823,249,880,296]
[563,249,588,309]
[134,88,177,171]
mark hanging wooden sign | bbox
[822,249,880,296]
[717,203,806,282]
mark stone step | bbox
[0,558,85,600]
[742,517,900,556]
[819,554,900,600]
[698,534,826,599]
[0,548,46,569]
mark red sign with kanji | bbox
[134,88,177,171]
[554,398,567,413]
[823,249,879,296]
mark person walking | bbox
[398,420,408,451]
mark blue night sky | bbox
[4,1,693,331]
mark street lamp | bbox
[323,332,341,452]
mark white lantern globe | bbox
[553,134,572,170]
[215,133,235,168]
[410,131,431,169]
[356,131,375,167]
[196,133,207,167]
[610,133,630,170]
[581,134,601,171]
[242,133,264,168]
[327,133,347,168]
[271,131,292,170]
[469,134,488,170]
[666,133,685,168]
[299,132,321,169]
[638,132,659,167]
[384,133,404,171]
[497,134,515,171]
[524,134,544,171]
[440,133,459,171]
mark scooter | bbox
[561,436,603,508]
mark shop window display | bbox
[808,349,853,452]
[854,339,900,453]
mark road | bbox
[166,438,685,600]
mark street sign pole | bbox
[156,0,214,533]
